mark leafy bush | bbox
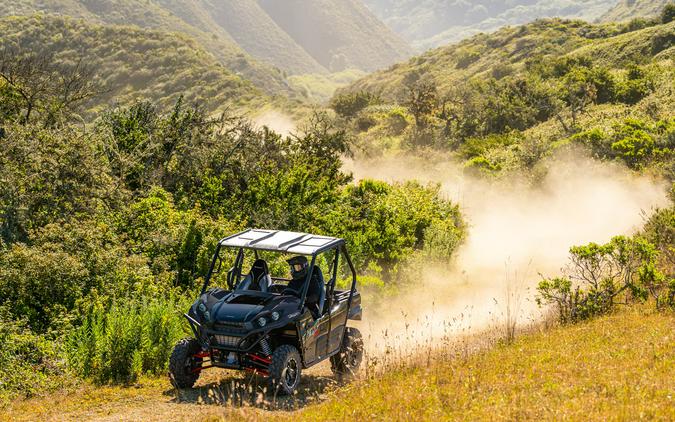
[0,125,116,244]
[616,64,656,104]
[455,48,480,69]
[384,107,409,135]
[651,29,675,54]
[642,200,675,308]
[537,236,669,323]
[330,91,380,119]
[328,180,465,277]
[571,118,674,169]
[0,243,89,333]
[0,309,64,403]
[66,298,187,384]
[610,120,657,167]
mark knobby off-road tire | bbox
[330,327,363,380]
[268,344,302,395]
[169,338,202,389]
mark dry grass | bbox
[1,306,673,421]
[289,306,675,421]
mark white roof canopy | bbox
[219,229,343,255]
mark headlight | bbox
[198,303,206,312]
[257,317,267,327]
[271,311,280,321]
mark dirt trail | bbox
[1,364,338,422]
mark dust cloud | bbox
[344,152,669,356]
[253,110,297,137]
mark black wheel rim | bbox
[284,357,298,388]
[185,355,201,373]
[347,349,357,367]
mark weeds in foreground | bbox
[66,298,188,384]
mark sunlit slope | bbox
[362,0,613,48]
[341,19,675,101]
[156,0,327,75]
[2,307,672,421]
[0,15,267,116]
[293,307,675,421]
[0,0,413,85]
[599,0,671,23]
[0,0,294,95]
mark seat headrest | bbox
[251,259,268,272]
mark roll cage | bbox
[200,229,358,316]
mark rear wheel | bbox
[268,344,302,395]
[330,327,363,380]
[169,338,203,389]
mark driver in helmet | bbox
[284,255,323,319]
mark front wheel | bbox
[169,338,203,389]
[268,344,302,395]
[330,327,363,380]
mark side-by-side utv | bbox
[169,229,363,395]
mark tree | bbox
[0,49,100,127]
[0,126,116,244]
[552,69,598,133]
[437,85,481,142]
[404,80,437,131]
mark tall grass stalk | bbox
[66,297,188,384]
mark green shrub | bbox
[616,64,656,104]
[328,180,465,278]
[610,124,656,167]
[651,29,674,54]
[330,91,380,119]
[0,243,89,333]
[642,202,675,308]
[355,113,377,132]
[385,107,410,135]
[0,309,64,403]
[422,218,466,261]
[455,48,480,69]
[464,155,501,174]
[571,118,673,169]
[459,132,521,159]
[570,128,608,157]
[537,236,668,323]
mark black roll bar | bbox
[201,243,222,295]
[298,254,317,311]
[341,245,358,330]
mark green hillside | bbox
[363,0,614,49]
[335,17,675,178]
[0,14,267,117]
[343,19,617,100]
[0,0,297,96]
[343,17,675,98]
[599,0,671,23]
[258,0,412,71]
[0,0,414,82]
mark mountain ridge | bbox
[0,0,412,78]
